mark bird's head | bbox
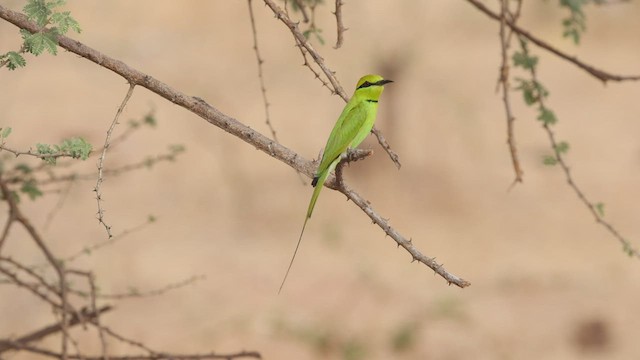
[353,74,393,101]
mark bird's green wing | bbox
[316,100,369,176]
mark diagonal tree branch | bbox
[0,5,468,287]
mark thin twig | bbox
[95,83,136,239]
[248,0,306,185]
[65,270,109,359]
[43,176,75,230]
[0,306,112,354]
[0,264,62,309]
[64,218,153,264]
[498,0,523,184]
[78,275,206,300]
[35,150,185,187]
[370,127,401,169]
[1,256,61,302]
[247,0,278,142]
[0,144,82,161]
[465,0,640,83]
[333,0,346,49]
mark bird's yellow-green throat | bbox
[279,74,393,293]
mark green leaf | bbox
[46,0,67,10]
[169,144,185,154]
[59,137,92,160]
[143,113,157,127]
[143,156,154,168]
[595,202,605,217]
[24,0,52,26]
[391,322,418,353]
[514,78,536,105]
[23,30,59,55]
[21,179,43,200]
[36,143,57,164]
[313,30,325,46]
[555,141,570,154]
[543,155,558,166]
[14,163,32,174]
[560,0,587,44]
[127,286,140,296]
[533,81,549,99]
[1,127,12,138]
[512,51,538,70]
[342,339,366,360]
[50,11,81,34]
[4,52,27,70]
[537,107,557,125]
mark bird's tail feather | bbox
[306,170,329,219]
[278,167,332,294]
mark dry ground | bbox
[1,1,640,359]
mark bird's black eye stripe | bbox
[357,81,372,90]
[357,79,392,89]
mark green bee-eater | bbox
[279,74,393,293]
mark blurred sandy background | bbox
[1,1,640,359]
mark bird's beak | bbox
[376,79,393,86]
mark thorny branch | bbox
[262,0,403,169]
[247,0,278,142]
[94,83,136,239]
[0,5,468,287]
[333,0,346,49]
[248,0,306,184]
[498,0,524,184]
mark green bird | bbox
[279,74,393,293]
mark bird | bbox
[279,74,393,293]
